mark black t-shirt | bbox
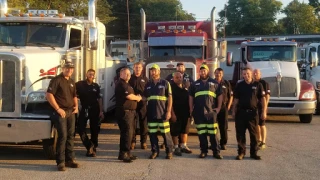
[258,79,270,95]
[47,73,76,110]
[171,82,189,117]
[76,80,101,108]
[234,80,265,109]
[217,79,233,105]
[115,78,137,110]
[129,74,148,96]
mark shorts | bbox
[258,108,265,126]
[170,115,190,136]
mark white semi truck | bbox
[227,38,317,123]
[0,0,125,159]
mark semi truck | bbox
[227,38,317,123]
[140,7,227,79]
[0,0,125,159]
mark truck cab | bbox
[228,38,316,123]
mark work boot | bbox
[65,160,80,168]
[130,143,136,150]
[86,146,96,157]
[181,146,192,154]
[166,153,173,159]
[173,148,182,156]
[122,153,133,163]
[118,153,137,160]
[57,163,66,171]
[213,154,223,159]
[199,152,207,158]
[141,143,147,150]
[236,153,245,160]
[220,145,227,150]
[149,152,159,159]
[250,154,262,160]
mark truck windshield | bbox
[247,46,296,62]
[0,22,66,47]
[150,46,203,58]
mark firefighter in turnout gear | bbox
[144,64,174,159]
[232,67,267,160]
[189,64,223,159]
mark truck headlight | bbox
[26,92,47,103]
[300,90,315,100]
[316,82,320,89]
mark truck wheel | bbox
[42,128,58,160]
[299,114,313,123]
[315,102,320,115]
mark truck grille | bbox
[0,60,16,112]
[263,77,297,97]
[149,68,193,80]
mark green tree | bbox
[279,0,320,34]
[107,0,196,39]
[7,0,114,24]
[309,0,320,14]
[217,0,282,36]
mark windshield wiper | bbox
[0,42,19,48]
[27,42,55,50]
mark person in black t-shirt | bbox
[129,62,149,150]
[115,67,142,163]
[46,61,79,171]
[232,67,267,160]
[253,69,270,150]
[76,69,104,157]
[170,72,193,156]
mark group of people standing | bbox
[115,62,270,163]
[45,60,270,171]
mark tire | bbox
[315,102,320,115]
[299,114,313,123]
[42,128,58,160]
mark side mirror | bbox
[226,52,233,66]
[310,51,318,68]
[89,27,98,50]
[300,48,306,59]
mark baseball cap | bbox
[200,64,209,71]
[62,61,75,68]
[177,62,184,66]
[150,64,160,70]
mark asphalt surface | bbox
[1,115,320,180]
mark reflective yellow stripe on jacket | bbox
[147,96,168,101]
[195,91,216,98]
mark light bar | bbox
[48,10,59,15]
[176,25,184,30]
[38,10,48,15]
[28,10,37,15]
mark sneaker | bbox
[181,147,192,154]
[236,153,245,160]
[213,154,223,159]
[199,152,207,158]
[160,143,165,149]
[250,154,262,160]
[57,163,66,171]
[166,153,173,159]
[141,143,147,150]
[259,143,266,150]
[174,148,182,156]
[149,152,159,159]
[65,160,80,168]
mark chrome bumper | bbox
[0,118,51,143]
[268,100,316,115]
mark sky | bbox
[180,0,306,20]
